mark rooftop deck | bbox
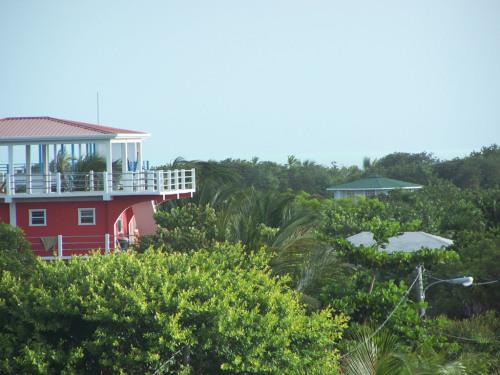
[0,168,195,201]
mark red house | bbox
[0,117,195,259]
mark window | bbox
[29,209,47,226]
[365,190,376,197]
[78,208,96,225]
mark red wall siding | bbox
[17,201,109,256]
[9,193,190,257]
[0,204,10,224]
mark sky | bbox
[1,1,499,167]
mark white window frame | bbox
[78,208,96,226]
[29,209,47,226]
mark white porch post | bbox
[9,202,16,226]
[105,233,110,255]
[25,145,31,174]
[105,141,112,174]
[53,144,57,172]
[121,143,128,173]
[25,145,32,193]
[105,141,112,195]
[137,142,143,172]
[43,144,50,193]
[7,144,14,176]
[57,235,63,258]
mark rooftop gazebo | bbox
[327,175,422,199]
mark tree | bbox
[136,203,219,252]
[0,222,35,279]
[0,243,347,374]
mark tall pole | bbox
[417,265,426,319]
[97,91,100,124]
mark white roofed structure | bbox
[346,231,453,253]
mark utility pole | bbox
[416,265,426,319]
[96,91,100,124]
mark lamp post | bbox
[416,265,473,319]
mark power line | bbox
[473,279,499,285]
[442,332,500,344]
[340,275,419,359]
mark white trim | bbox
[326,186,423,191]
[0,134,149,145]
[29,209,47,226]
[78,208,96,225]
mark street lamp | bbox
[416,265,473,318]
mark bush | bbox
[0,243,346,374]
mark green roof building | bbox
[327,175,422,199]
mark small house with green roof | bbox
[327,175,422,199]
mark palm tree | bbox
[343,326,467,375]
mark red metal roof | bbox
[0,117,147,138]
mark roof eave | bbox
[112,133,150,140]
[0,135,114,144]
[0,133,150,145]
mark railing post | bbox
[180,169,186,190]
[56,172,61,193]
[166,170,171,191]
[191,168,196,190]
[27,173,32,194]
[11,174,16,195]
[57,235,63,258]
[103,172,109,193]
[89,170,95,191]
[46,172,52,193]
[174,169,179,190]
[156,170,164,192]
[105,233,110,255]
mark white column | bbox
[105,142,113,195]
[43,144,50,193]
[137,142,143,171]
[105,141,112,174]
[78,144,82,159]
[57,235,63,258]
[26,145,32,194]
[43,145,49,174]
[7,144,14,175]
[53,144,57,171]
[9,202,16,227]
[105,233,110,255]
[121,143,128,173]
[25,145,31,174]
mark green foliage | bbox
[0,223,35,279]
[324,278,423,343]
[368,151,437,185]
[319,197,388,238]
[0,243,347,374]
[434,145,500,189]
[432,312,500,375]
[342,326,467,375]
[383,182,486,235]
[343,327,409,375]
[138,203,219,253]
[74,154,106,173]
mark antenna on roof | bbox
[96,91,100,124]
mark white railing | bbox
[0,168,195,196]
[26,233,138,260]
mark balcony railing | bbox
[0,168,195,197]
[26,233,128,260]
